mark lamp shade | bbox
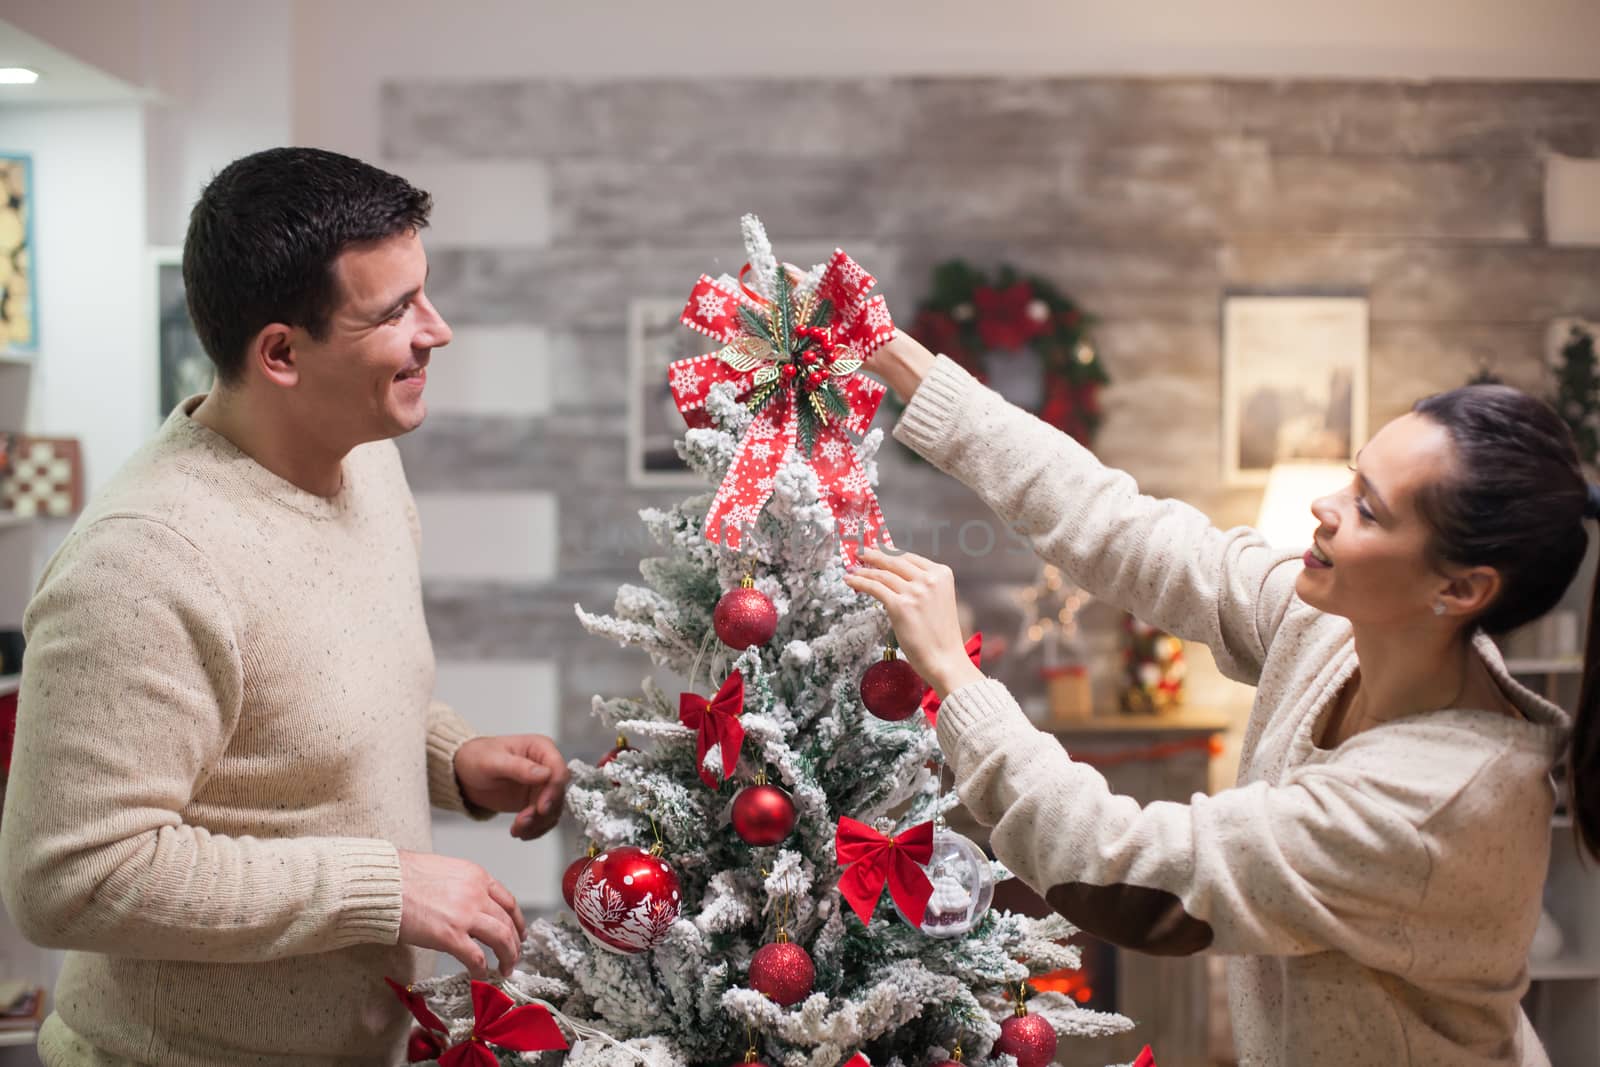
[1255,462,1351,549]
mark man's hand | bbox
[454,734,571,840]
[397,849,525,979]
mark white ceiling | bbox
[0,17,145,105]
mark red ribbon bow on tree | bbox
[835,817,935,927]
[385,977,447,1034]
[679,670,746,789]
[670,249,897,566]
[386,979,567,1067]
[1133,1046,1157,1067]
[919,632,982,727]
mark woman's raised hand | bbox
[868,329,938,404]
[844,546,985,698]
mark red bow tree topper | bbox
[835,817,935,926]
[679,671,746,789]
[670,249,897,565]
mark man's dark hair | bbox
[182,147,432,385]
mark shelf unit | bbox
[1508,655,1600,1066]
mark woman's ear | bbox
[1439,564,1501,619]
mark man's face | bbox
[291,230,451,447]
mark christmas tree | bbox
[400,218,1135,1067]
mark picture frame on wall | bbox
[627,298,705,488]
[1221,295,1369,486]
[0,153,37,354]
[150,247,213,422]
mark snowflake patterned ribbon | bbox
[835,817,935,927]
[678,670,746,789]
[438,981,569,1067]
[919,632,982,727]
[670,247,897,566]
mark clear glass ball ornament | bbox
[894,827,994,938]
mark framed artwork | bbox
[1221,295,1369,486]
[150,247,213,421]
[0,154,36,353]
[627,298,705,488]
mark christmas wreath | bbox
[910,261,1109,445]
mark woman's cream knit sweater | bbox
[0,398,480,1065]
[896,357,1569,1066]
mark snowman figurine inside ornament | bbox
[892,819,994,938]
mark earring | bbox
[1433,601,1447,616]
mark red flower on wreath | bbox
[973,282,1048,350]
[911,308,967,365]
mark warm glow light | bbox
[0,68,39,85]
[1254,462,1352,548]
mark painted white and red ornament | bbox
[714,576,778,649]
[561,845,597,909]
[572,845,681,954]
[860,646,926,722]
[732,774,796,846]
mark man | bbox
[0,147,569,1065]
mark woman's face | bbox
[1294,413,1459,626]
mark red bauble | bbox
[749,940,815,1007]
[573,846,681,954]
[406,1026,445,1062]
[714,584,778,649]
[561,853,593,909]
[860,652,927,722]
[731,782,796,846]
[598,736,631,768]
[996,1012,1058,1067]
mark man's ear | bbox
[248,323,298,388]
[1438,564,1501,619]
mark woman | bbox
[845,331,1598,1066]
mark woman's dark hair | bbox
[182,147,432,385]
[1411,385,1600,858]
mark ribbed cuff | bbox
[331,839,403,948]
[892,355,978,466]
[934,678,1037,761]
[426,703,486,818]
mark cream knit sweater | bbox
[895,357,1569,1066]
[0,398,480,1066]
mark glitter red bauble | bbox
[996,1012,1058,1067]
[598,739,631,768]
[749,940,815,1007]
[406,1026,445,1062]
[714,586,778,649]
[731,782,796,846]
[572,846,681,954]
[860,655,926,721]
[561,854,593,909]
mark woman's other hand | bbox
[843,546,985,697]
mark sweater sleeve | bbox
[426,699,487,817]
[894,355,1303,685]
[0,517,404,961]
[938,679,1436,970]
